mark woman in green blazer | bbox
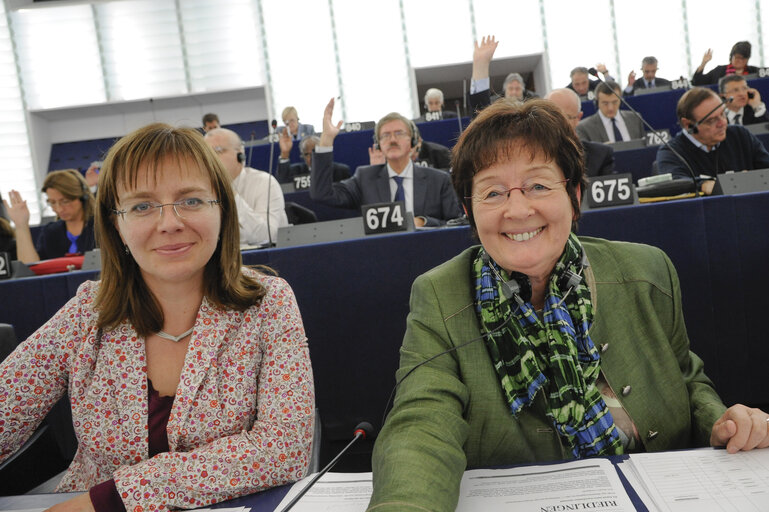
[368,99,769,512]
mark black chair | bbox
[0,324,74,495]
[285,201,318,225]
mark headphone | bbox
[236,152,246,164]
[373,118,419,150]
[69,169,90,203]
[481,251,589,307]
[686,97,730,135]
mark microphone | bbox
[278,421,375,512]
[688,97,733,134]
[588,68,701,197]
[265,123,277,247]
[455,100,463,135]
[247,130,255,168]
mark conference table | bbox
[2,191,769,472]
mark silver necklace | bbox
[156,326,194,343]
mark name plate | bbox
[0,252,10,279]
[670,78,691,90]
[424,111,443,122]
[644,129,671,146]
[586,173,635,209]
[292,173,311,190]
[361,201,408,235]
[757,68,769,78]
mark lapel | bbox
[376,165,392,202]
[167,297,234,449]
[595,114,609,143]
[94,324,150,461]
[413,166,427,214]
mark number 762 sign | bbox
[586,173,636,209]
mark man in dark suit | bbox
[719,75,769,126]
[545,88,615,177]
[277,133,350,184]
[565,65,613,99]
[623,56,672,96]
[310,99,462,227]
[576,81,645,142]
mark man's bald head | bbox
[544,88,583,131]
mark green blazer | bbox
[368,237,726,512]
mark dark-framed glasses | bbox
[114,197,220,222]
[467,180,568,209]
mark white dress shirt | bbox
[598,110,632,142]
[232,166,288,245]
[388,161,415,213]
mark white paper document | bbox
[623,447,769,512]
[274,472,372,512]
[457,458,635,512]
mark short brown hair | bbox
[451,99,586,232]
[676,87,720,124]
[42,169,95,222]
[94,123,265,336]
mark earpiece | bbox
[686,120,699,135]
[236,152,245,164]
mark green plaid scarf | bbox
[473,233,623,458]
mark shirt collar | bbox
[682,129,720,152]
[387,160,414,178]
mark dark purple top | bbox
[89,379,174,512]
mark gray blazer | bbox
[576,111,645,143]
[310,151,462,227]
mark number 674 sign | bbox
[586,173,636,209]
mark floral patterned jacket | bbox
[0,272,315,511]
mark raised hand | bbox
[4,189,31,228]
[595,63,609,76]
[627,70,636,87]
[368,145,385,165]
[279,128,293,158]
[319,97,343,148]
[701,48,713,68]
[472,35,498,80]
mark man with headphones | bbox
[310,98,462,227]
[575,81,645,143]
[656,87,769,194]
[204,128,288,245]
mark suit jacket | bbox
[582,140,615,177]
[310,151,462,227]
[624,77,672,96]
[692,64,759,86]
[277,160,351,184]
[576,110,645,143]
[277,123,315,140]
[415,140,452,171]
[735,104,769,125]
[368,239,726,512]
[0,272,315,511]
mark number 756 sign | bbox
[586,173,635,209]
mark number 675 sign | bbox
[586,173,636,209]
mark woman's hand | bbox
[710,404,769,453]
[44,492,95,512]
[699,48,713,70]
[279,128,293,159]
[5,189,31,228]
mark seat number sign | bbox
[293,173,311,190]
[0,252,10,279]
[587,173,635,208]
[362,201,407,234]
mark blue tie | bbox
[393,176,405,202]
[611,118,623,142]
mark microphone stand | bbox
[278,422,374,512]
[588,68,701,198]
[265,122,278,247]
